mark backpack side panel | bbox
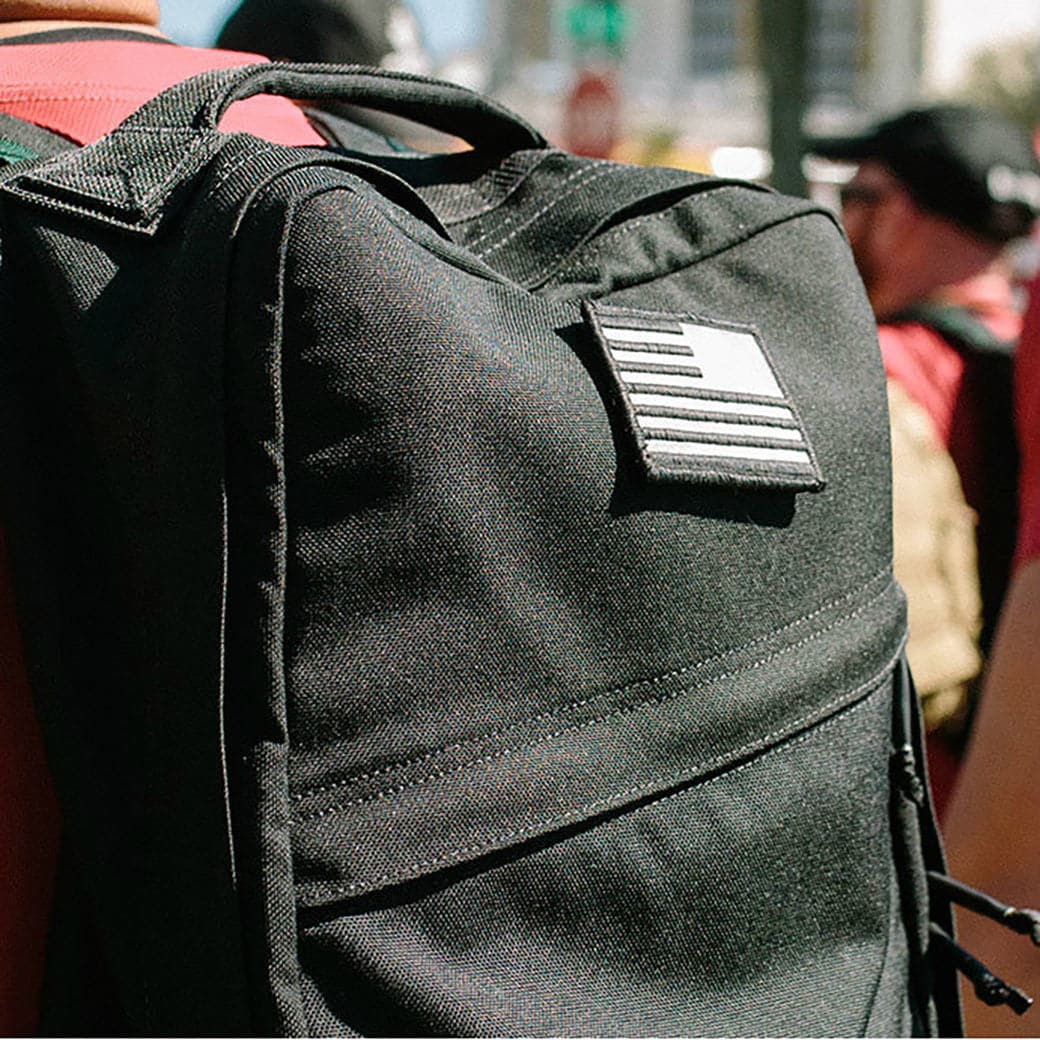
[0,195,251,1033]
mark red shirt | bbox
[0,36,324,146]
[877,272,1022,520]
[0,31,321,1034]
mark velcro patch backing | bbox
[584,301,825,493]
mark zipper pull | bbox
[930,922,1033,1015]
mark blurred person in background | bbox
[943,268,1040,1038]
[811,106,1040,817]
[217,0,429,74]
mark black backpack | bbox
[0,63,986,1036]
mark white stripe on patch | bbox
[628,393,794,422]
[585,302,825,491]
[606,322,784,399]
[619,370,710,391]
[645,439,815,466]
[637,415,805,442]
[612,349,704,371]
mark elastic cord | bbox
[929,871,1040,946]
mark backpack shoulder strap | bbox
[888,299,1018,653]
[890,300,1015,357]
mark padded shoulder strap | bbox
[890,300,1018,653]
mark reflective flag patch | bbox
[584,302,825,492]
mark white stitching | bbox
[462,165,595,253]
[295,575,898,823]
[291,565,894,803]
[204,141,286,200]
[477,166,616,259]
[298,666,891,899]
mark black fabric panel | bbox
[0,186,251,1035]
[298,679,906,1037]
[259,178,920,1032]
[278,189,892,788]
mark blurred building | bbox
[476,0,1038,173]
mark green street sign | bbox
[565,0,628,52]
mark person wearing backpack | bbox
[4,7,1039,1035]
[811,106,1040,815]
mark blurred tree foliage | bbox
[957,37,1040,132]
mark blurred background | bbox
[159,0,1040,195]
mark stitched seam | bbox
[573,203,685,259]
[547,209,840,296]
[134,140,209,212]
[578,196,825,262]
[0,90,160,101]
[546,207,834,296]
[862,854,899,1034]
[0,80,175,90]
[204,142,286,200]
[38,133,206,210]
[477,165,616,259]
[521,182,735,287]
[461,164,597,252]
[2,183,153,228]
[443,150,561,227]
[292,564,894,802]
[107,127,208,136]
[299,667,891,898]
[295,578,896,823]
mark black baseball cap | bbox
[810,104,1040,242]
[217,0,396,67]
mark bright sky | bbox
[923,0,1040,92]
[158,0,484,57]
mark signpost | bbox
[562,0,627,158]
[760,0,810,197]
[563,68,620,158]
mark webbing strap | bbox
[0,113,76,165]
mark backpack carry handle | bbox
[3,63,549,235]
[126,62,548,155]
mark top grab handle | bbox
[3,63,548,234]
[125,62,548,154]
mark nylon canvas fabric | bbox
[0,63,958,1036]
